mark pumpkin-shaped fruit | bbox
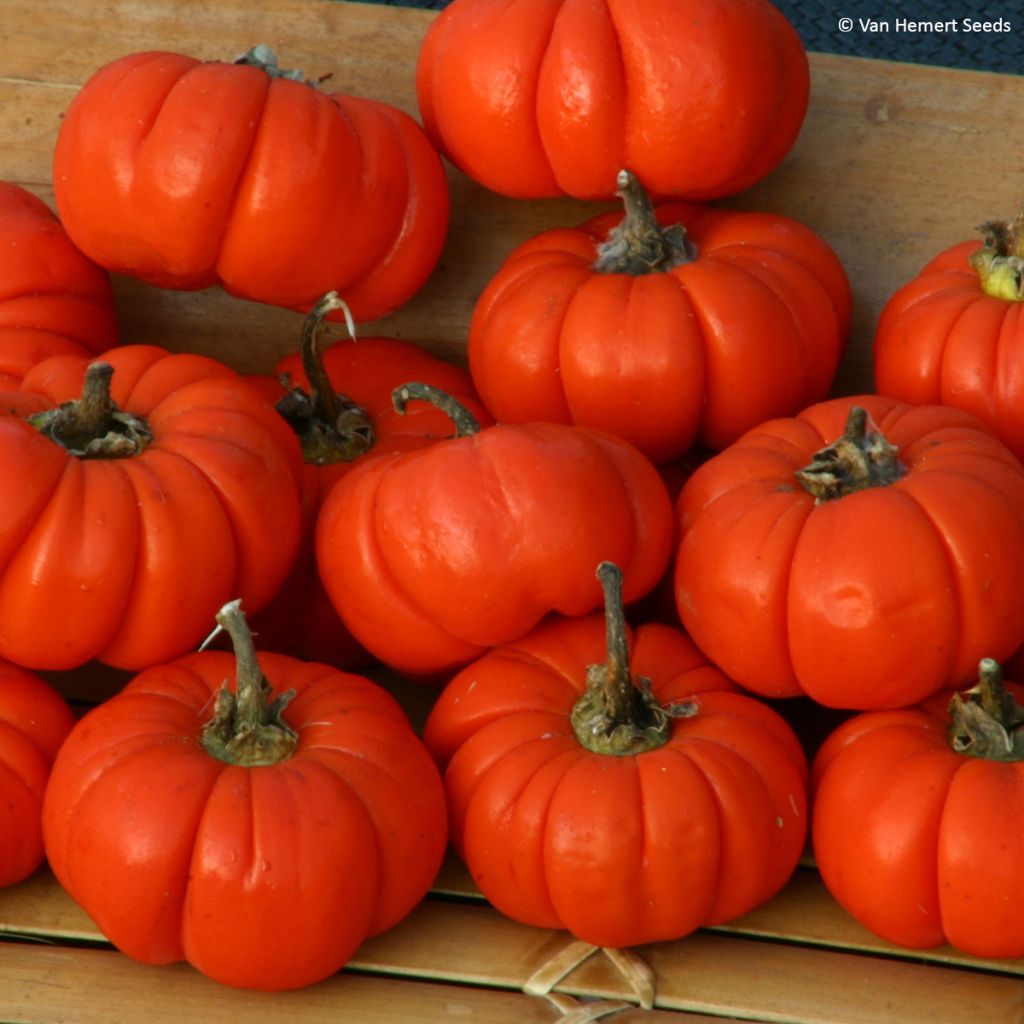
[424,562,808,947]
[416,0,809,201]
[0,660,75,888]
[874,209,1024,461]
[42,600,448,991]
[0,344,302,671]
[246,293,492,669]
[469,171,851,461]
[675,395,1024,709]
[812,659,1024,958]
[0,181,118,376]
[316,383,674,677]
[53,47,449,322]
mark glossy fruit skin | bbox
[675,394,1024,708]
[874,240,1024,460]
[42,650,448,990]
[0,345,303,671]
[247,337,492,669]
[416,0,809,201]
[424,613,808,947]
[52,51,449,322]
[0,181,118,372]
[316,421,674,676]
[811,682,1024,957]
[0,661,75,888]
[468,202,851,460]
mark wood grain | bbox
[6,858,1024,1022]
[0,937,723,1023]
[0,944,566,1024]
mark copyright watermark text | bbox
[836,15,1013,33]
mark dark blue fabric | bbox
[363,0,1023,74]
[774,1,1022,74]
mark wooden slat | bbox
[352,900,1024,1024]
[0,939,718,1023]
[733,55,1024,393]
[8,861,1024,1024]
[0,888,723,1023]
[0,869,98,945]
[4,0,436,105]
[8,930,1019,1024]
[0,944,562,1024]
[635,936,1024,1024]
[0,945,736,1024]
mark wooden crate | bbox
[3,1,1024,1021]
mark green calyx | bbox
[592,169,697,276]
[28,362,152,459]
[570,562,693,757]
[274,291,376,465]
[970,210,1024,302]
[795,406,906,503]
[949,658,1024,762]
[233,45,326,87]
[200,600,298,768]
